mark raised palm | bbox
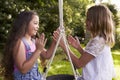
[67,35,80,49]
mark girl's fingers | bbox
[75,36,79,42]
[75,36,80,44]
[39,33,45,43]
[36,33,46,46]
[40,33,44,39]
[53,36,57,41]
[44,38,47,46]
[53,31,59,40]
[68,35,74,44]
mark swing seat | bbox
[46,74,75,80]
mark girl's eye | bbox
[34,22,38,25]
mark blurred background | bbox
[0,0,120,80]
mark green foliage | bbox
[114,26,120,49]
[0,0,119,51]
[0,0,93,50]
[64,0,92,38]
[0,0,39,50]
[0,0,60,48]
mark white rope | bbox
[62,30,80,80]
[41,28,63,80]
[59,0,63,28]
[58,1,80,79]
[41,0,80,80]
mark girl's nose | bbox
[37,25,39,29]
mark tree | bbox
[0,0,93,50]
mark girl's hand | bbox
[35,33,47,53]
[53,30,66,49]
[53,30,60,42]
[68,35,80,49]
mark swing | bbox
[46,74,74,80]
[41,0,81,80]
[40,0,103,80]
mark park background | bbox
[0,0,120,80]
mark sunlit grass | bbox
[112,49,120,80]
[40,48,120,80]
[116,28,120,32]
[0,48,119,80]
[39,51,77,76]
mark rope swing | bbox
[41,0,81,80]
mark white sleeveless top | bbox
[82,36,115,80]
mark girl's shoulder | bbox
[90,36,105,44]
[85,36,107,57]
[15,39,24,48]
[21,37,35,45]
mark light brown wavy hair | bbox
[86,4,115,47]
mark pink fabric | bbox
[14,41,36,72]
[29,42,36,52]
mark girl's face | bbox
[27,15,39,36]
[86,13,92,31]
[86,19,91,31]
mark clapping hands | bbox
[53,28,80,50]
[35,33,47,53]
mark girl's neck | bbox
[24,34,31,41]
[24,34,33,45]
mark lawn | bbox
[112,49,120,80]
[39,48,120,80]
[0,48,120,80]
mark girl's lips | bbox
[34,29,38,32]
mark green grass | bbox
[39,50,79,76]
[39,47,82,76]
[40,48,120,80]
[112,50,120,80]
[0,48,120,80]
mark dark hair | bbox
[1,10,38,80]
